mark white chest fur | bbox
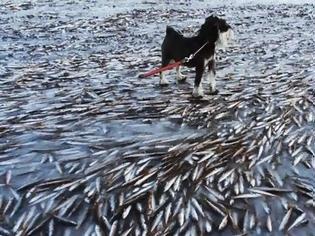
[204,56,214,68]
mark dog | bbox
[160,15,234,97]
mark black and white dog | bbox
[160,15,233,97]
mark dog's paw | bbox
[176,75,187,83]
[159,78,170,86]
[192,87,204,97]
[209,89,219,95]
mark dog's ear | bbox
[205,15,218,23]
[205,16,213,23]
[200,18,219,42]
[205,16,220,29]
[205,15,220,29]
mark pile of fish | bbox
[0,0,314,235]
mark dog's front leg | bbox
[176,66,187,82]
[207,58,218,94]
[192,64,204,97]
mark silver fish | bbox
[288,213,306,231]
[279,208,292,231]
[218,215,228,230]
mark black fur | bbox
[160,15,232,95]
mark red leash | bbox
[139,41,209,78]
[139,61,182,78]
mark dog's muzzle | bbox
[226,28,234,42]
[217,28,234,48]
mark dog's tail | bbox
[166,26,175,35]
[166,26,182,37]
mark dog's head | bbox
[201,15,234,48]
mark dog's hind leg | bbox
[160,56,171,86]
[192,64,204,97]
[176,65,187,82]
[160,71,169,86]
[207,58,218,95]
